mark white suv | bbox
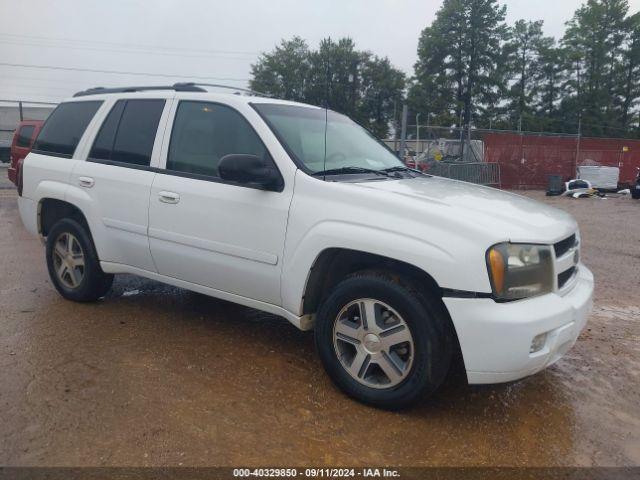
[17,84,593,409]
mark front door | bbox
[148,100,292,305]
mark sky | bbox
[1,0,639,104]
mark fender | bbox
[34,180,68,206]
[33,181,70,238]
[62,184,111,261]
[280,220,490,316]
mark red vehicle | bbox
[8,120,44,185]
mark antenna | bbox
[322,61,331,182]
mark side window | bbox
[89,100,125,161]
[167,101,268,177]
[89,99,165,167]
[32,101,102,157]
[16,125,36,148]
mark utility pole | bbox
[518,115,525,181]
[393,100,398,153]
[18,101,23,122]
[416,113,421,159]
[425,112,432,161]
[399,105,408,161]
[468,121,474,161]
[459,110,465,162]
[575,115,582,176]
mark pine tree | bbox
[617,12,640,133]
[505,20,555,131]
[409,0,508,127]
[561,0,630,136]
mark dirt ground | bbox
[1,169,639,467]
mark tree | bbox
[305,38,363,118]
[250,37,310,102]
[465,37,510,129]
[533,43,565,128]
[616,12,640,132]
[562,0,631,136]
[409,0,508,127]
[250,37,405,137]
[505,20,555,130]
[409,20,457,127]
[359,55,406,137]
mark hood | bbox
[353,176,577,243]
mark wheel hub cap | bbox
[52,232,85,290]
[363,333,382,354]
[332,298,415,389]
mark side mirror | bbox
[218,154,282,191]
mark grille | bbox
[554,234,577,258]
[558,266,577,289]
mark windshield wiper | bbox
[313,166,392,177]
[382,166,426,176]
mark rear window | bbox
[15,125,36,148]
[89,99,165,167]
[32,101,102,158]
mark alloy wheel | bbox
[52,232,85,289]
[332,298,414,389]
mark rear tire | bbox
[46,218,113,302]
[314,271,452,410]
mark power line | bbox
[0,95,62,104]
[0,62,249,83]
[0,39,258,61]
[0,32,260,56]
[0,81,77,92]
[0,74,96,86]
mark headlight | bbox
[486,243,554,301]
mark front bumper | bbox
[443,264,594,384]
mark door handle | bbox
[158,191,180,204]
[78,176,95,188]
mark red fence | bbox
[483,133,640,189]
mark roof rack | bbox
[174,82,273,98]
[73,83,273,98]
[73,84,207,97]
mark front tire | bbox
[314,271,452,410]
[46,218,113,302]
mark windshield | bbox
[253,103,404,175]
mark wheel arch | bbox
[301,248,443,317]
[38,197,92,238]
[305,248,466,387]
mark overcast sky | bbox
[1,0,639,104]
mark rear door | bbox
[69,96,171,272]
[26,101,103,198]
[148,100,292,305]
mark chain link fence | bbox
[1,97,638,189]
[0,100,57,162]
[385,125,640,189]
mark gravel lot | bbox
[0,177,638,467]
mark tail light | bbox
[17,160,24,196]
